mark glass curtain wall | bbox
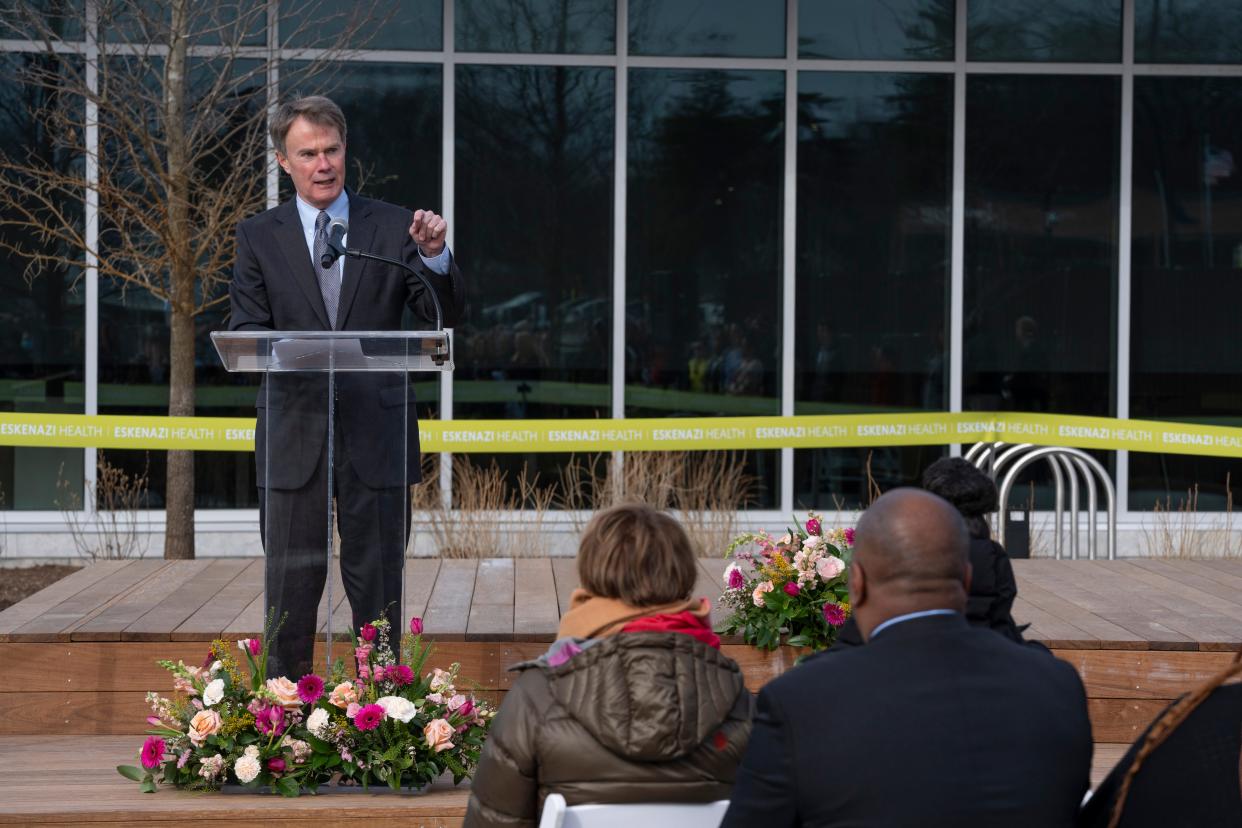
[1,0,1241,525]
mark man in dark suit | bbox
[722,488,1092,828]
[228,95,464,680]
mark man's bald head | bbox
[849,488,972,639]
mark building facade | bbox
[2,1,1240,552]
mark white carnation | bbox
[234,753,261,783]
[244,745,260,758]
[202,678,225,707]
[376,695,417,723]
[306,707,330,737]
[209,660,222,675]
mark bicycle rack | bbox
[967,442,1116,560]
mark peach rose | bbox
[265,677,302,709]
[424,718,455,753]
[187,709,222,747]
[329,681,360,709]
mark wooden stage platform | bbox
[0,557,1239,825]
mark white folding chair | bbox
[537,793,730,828]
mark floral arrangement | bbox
[718,512,853,651]
[117,614,495,796]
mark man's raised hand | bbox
[409,209,447,257]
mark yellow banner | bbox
[2,411,1241,458]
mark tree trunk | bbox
[162,0,195,560]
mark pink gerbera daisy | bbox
[823,602,847,627]
[297,674,325,704]
[353,703,385,731]
[140,736,165,770]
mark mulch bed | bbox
[0,564,83,612]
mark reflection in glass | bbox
[627,68,783,505]
[0,53,83,509]
[964,75,1118,508]
[794,72,952,508]
[1130,77,1242,510]
[281,0,441,51]
[456,0,614,54]
[629,0,784,58]
[1136,0,1242,64]
[799,0,953,61]
[0,0,83,40]
[455,64,613,490]
[967,0,1120,62]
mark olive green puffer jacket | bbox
[464,632,754,827]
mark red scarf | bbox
[622,609,721,649]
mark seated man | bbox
[722,488,1092,828]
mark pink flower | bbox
[423,718,455,752]
[354,645,372,664]
[784,582,800,596]
[254,703,286,736]
[806,517,822,535]
[360,623,377,642]
[346,702,362,719]
[816,555,845,582]
[329,682,360,709]
[752,581,774,607]
[823,602,847,626]
[409,616,424,635]
[140,736,165,770]
[447,693,468,711]
[188,709,222,746]
[297,674,325,704]
[844,527,855,546]
[358,664,371,680]
[457,698,474,718]
[372,666,385,683]
[726,565,745,590]
[267,757,286,774]
[387,664,414,687]
[354,704,385,731]
[177,749,191,769]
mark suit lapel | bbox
[336,193,376,330]
[274,198,331,330]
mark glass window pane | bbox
[799,0,954,61]
[456,0,614,54]
[794,71,952,508]
[454,64,613,490]
[0,53,84,509]
[627,68,784,506]
[0,0,84,40]
[967,0,1121,62]
[629,0,784,58]
[964,74,1118,418]
[281,0,441,51]
[1136,0,1242,64]
[1130,76,1242,510]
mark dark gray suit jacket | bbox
[228,193,464,490]
[722,613,1093,828]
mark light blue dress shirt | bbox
[292,191,452,284]
[869,608,959,640]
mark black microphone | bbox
[320,217,349,268]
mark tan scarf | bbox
[556,588,709,640]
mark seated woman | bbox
[833,456,1025,647]
[464,502,753,827]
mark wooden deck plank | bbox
[222,590,266,638]
[403,558,443,627]
[423,559,478,640]
[172,559,264,641]
[1109,561,1242,626]
[1129,558,1242,610]
[9,561,167,642]
[512,558,559,641]
[1014,581,1147,649]
[1172,559,1242,593]
[550,557,579,618]
[74,561,212,642]
[121,559,251,642]
[1079,561,1242,648]
[0,562,125,640]
[1017,561,1196,649]
[1010,596,1101,649]
[466,559,514,640]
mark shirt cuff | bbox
[419,245,452,276]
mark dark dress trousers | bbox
[722,613,1093,828]
[228,193,464,679]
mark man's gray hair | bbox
[270,95,347,156]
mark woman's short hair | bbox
[270,95,347,156]
[921,456,999,540]
[577,502,698,607]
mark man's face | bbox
[277,116,346,209]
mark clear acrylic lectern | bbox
[211,330,452,677]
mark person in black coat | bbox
[722,489,1093,828]
[833,456,1025,648]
